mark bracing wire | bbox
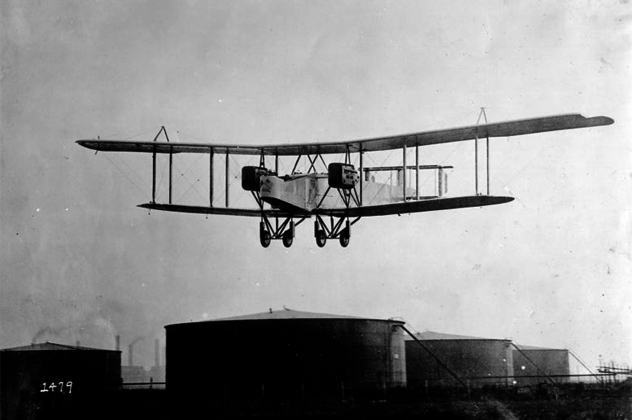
[103,154,150,201]
[176,130,209,144]
[175,164,210,204]
[227,154,260,207]
[123,129,154,140]
[176,153,206,181]
[113,154,151,189]
[97,127,155,141]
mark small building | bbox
[121,365,148,383]
[512,345,570,385]
[0,342,121,420]
[165,309,406,400]
[405,331,514,388]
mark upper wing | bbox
[77,114,613,156]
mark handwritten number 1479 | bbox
[40,382,73,394]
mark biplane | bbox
[77,112,613,248]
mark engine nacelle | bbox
[241,166,268,191]
[328,163,359,190]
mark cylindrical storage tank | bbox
[512,345,570,386]
[0,342,121,420]
[165,309,406,400]
[405,331,513,388]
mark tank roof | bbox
[406,330,510,341]
[166,308,405,326]
[217,308,360,321]
[0,342,119,352]
[514,344,568,351]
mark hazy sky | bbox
[1,0,630,370]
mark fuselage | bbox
[260,173,415,213]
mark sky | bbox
[1,0,631,371]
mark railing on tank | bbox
[121,379,166,390]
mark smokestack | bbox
[76,341,80,347]
[115,335,120,352]
[127,336,144,366]
[155,339,160,367]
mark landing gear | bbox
[315,230,327,248]
[312,164,360,247]
[314,217,356,248]
[251,174,302,248]
[260,230,271,248]
[259,222,271,248]
[339,228,350,248]
[282,230,294,248]
[258,218,301,248]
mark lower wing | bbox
[316,195,513,217]
[138,195,512,218]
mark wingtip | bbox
[76,139,92,148]
[585,115,615,126]
[493,196,515,205]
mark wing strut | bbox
[152,145,156,203]
[151,126,170,204]
[291,154,302,174]
[474,107,491,195]
[307,155,318,173]
[225,150,230,207]
[359,143,364,206]
[209,147,214,208]
[169,144,173,204]
[415,145,420,200]
[403,145,407,201]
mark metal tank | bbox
[0,342,121,420]
[405,331,514,388]
[512,345,570,385]
[165,309,406,400]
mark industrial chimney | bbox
[127,337,144,367]
[155,339,160,367]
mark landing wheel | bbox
[260,230,271,248]
[315,231,327,248]
[282,231,294,248]
[339,233,350,248]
